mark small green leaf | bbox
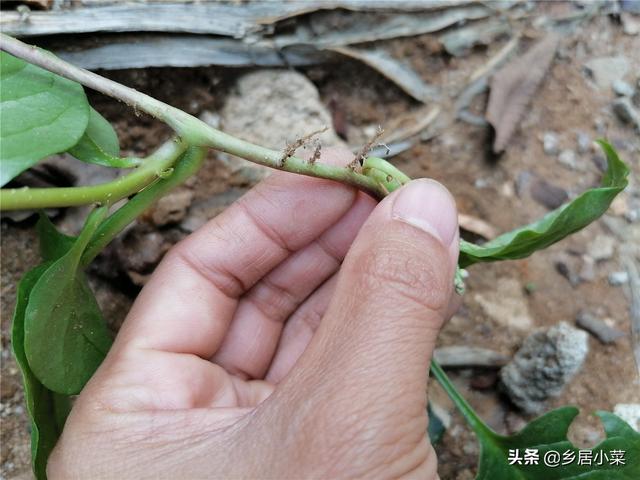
[0,51,90,186]
[431,361,640,479]
[67,107,138,168]
[36,213,75,262]
[459,141,629,268]
[25,207,113,394]
[13,263,71,480]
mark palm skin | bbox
[49,148,459,480]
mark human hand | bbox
[49,148,459,479]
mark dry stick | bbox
[0,34,386,200]
[280,127,328,166]
[351,126,384,170]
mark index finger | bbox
[113,148,357,359]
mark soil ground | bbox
[1,4,639,479]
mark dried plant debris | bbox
[486,35,560,153]
[329,46,440,102]
[439,18,511,57]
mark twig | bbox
[0,34,386,200]
[280,127,328,165]
[351,126,384,169]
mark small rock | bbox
[587,234,615,261]
[608,271,630,286]
[530,178,568,209]
[578,254,596,282]
[612,97,640,131]
[500,322,589,413]
[576,131,591,153]
[614,404,640,431]
[576,310,625,344]
[558,149,578,170]
[199,110,220,128]
[147,189,194,227]
[613,79,635,97]
[474,278,533,332]
[621,12,640,35]
[554,252,583,287]
[584,57,630,90]
[542,132,559,155]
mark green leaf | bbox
[0,51,90,186]
[67,107,138,168]
[36,213,75,262]
[12,263,72,480]
[459,141,629,268]
[475,408,639,479]
[25,207,113,394]
[430,361,640,479]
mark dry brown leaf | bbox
[486,35,559,153]
[458,213,498,239]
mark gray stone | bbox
[612,97,640,131]
[148,189,194,227]
[219,69,346,184]
[613,79,635,97]
[542,132,559,155]
[576,311,625,344]
[608,271,630,286]
[500,322,589,413]
[576,131,591,153]
[558,149,578,170]
[584,57,630,90]
[587,234,616,261]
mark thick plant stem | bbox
[0,139,187,210]
[0,34,386,199]
[81,146,206,265]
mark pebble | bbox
[530,178,568,210]
[542,132,559,155]
[576,131,591,153]
[500,322,589,413]
[576,310,625,344]
[608,271,630,286]
[613,79,635,97]
[148,189,194,227]
[433,346,510,368]
[587,234,615,261]
[584,57,630,90]
[558,149,578,170]
[612,97,640,131]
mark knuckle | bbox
[353,234,451,313]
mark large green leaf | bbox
[25,207,113,394]
[36,213,75,262]
[67,107,138,168]
[475,409,639,480]
[459,141,629,268]
[12,263,72,480]
[0,51,90,186]
[431,361,639,479]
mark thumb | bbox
[270,179,458,473]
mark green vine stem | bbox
[430,360,494,439]
[81,146,206,265]
[0,34,387,200]
[0,139,187,210]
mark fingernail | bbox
[392,179,458,247]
